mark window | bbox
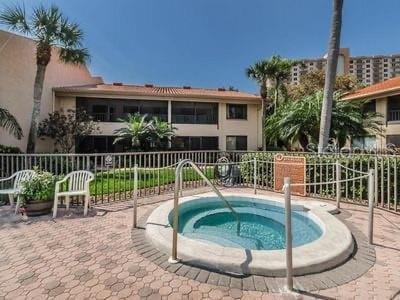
[388,95,400,121]
[171,136,218,150]
[76,136,129,153]
[77,98,168,122]
[363,100,376,113]
[352,136,376,150]
[123,105,139,116]
[140,101,168,120]
[387,135,400,147]
[227,104,247,120]
[172,102,218,124]
[226,136,247,151]
[92,105,108,122]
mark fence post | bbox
[169,164,181,264]
[284,177,293,291]
[368,169,375,245]
[253,157,257,194]
[133,164,138,228]
[336,160,341,209]
[374,156,378,205]
[178,159,183,196]
[157,154,161,195]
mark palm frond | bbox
[0,108,23,139]
[58,19,84,47]
[59,47,90,64]
[0,3,30,33]
[31,4,62,43]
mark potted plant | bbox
[19,170,56,216]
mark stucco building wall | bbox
[0,30,102,152]
[55,93,262,151]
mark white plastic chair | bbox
[53,171,94,218]
[0,170,36,213]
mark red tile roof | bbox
[54,83,260,101]
[343,77,400,100]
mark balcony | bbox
[389,110,400,122]
[91,113,117,122]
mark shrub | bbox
[0,144,22,153]
[240,152,400,205]
[20,170,58,204]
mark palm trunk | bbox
[260,85,267,151]
[261,97,266,151]
[318,0,343,153]
[27,64,47,153]
[274,79,279,114]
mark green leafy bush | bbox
[240,152,400,206]
[0,144,22,153]
[20,171,57,204]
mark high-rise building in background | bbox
[290,48,400,86]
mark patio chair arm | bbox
[84,177,94,192]
[0,173,16,183]
[55,177,69,191]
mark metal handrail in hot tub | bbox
[169,159,240,263]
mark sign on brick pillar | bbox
[274,154,306,196]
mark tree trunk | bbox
[318,0,344,153]
[299,133,309,151]
[274,79,279,114]
[260,85,267,151]
[27,64,47,153]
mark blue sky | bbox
[1,0,400,93]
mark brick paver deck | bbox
[0,188,399,299]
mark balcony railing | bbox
[389,110,400,121]
[90,113,167,122]
[92,113,108,122]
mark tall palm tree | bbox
[246,60,276,150]
[318,0,344,153]
[0,107,23,139]
[268,55,298,111]
[0,4,90,153]
[247,56,297,149]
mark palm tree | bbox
[0,4,90,153]
[113,114,152,150]
[318,0,344,153]
[0,107,23,139]
[268,55,298,111]
[149,117,176,149]
[265,91,383,150]
[113,114,176,151]
[246,56,297,149]
[246,60,276,150]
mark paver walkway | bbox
[0,188,399,299]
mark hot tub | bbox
[146,192,354,276]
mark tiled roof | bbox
[54,83,260,101]
[343,77,400,100]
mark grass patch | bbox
[90,166,215,196]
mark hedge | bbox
[240,152,400,207]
